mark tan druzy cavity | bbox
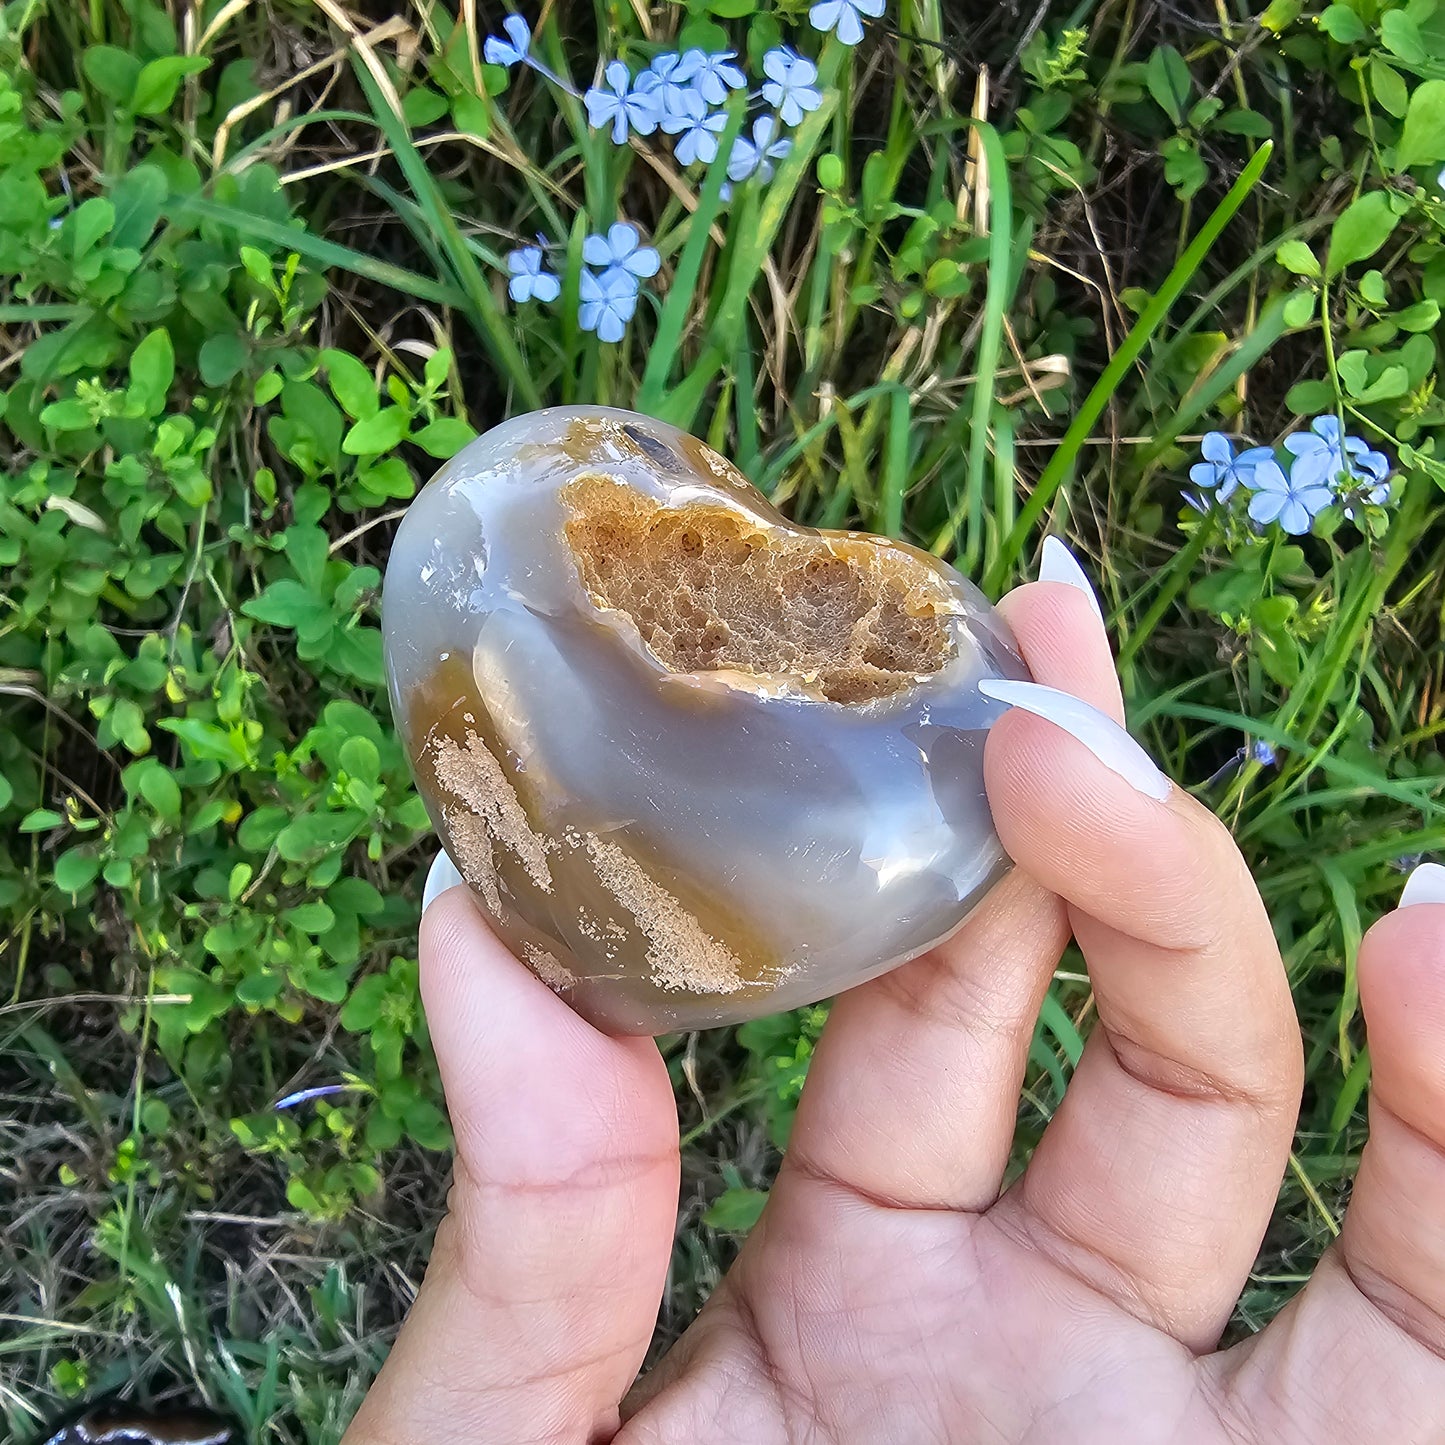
[382,406,1030,1035]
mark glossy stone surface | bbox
[382,406,1030,1035]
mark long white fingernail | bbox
[422,848,465,912]
[978,678,1172,801]
[1039,536,1105,625]
[1400,862,1445,908]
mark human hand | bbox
[343,548,1445,1445]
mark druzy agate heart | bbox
[382,406,1030,1035]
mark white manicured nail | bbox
[1400,862,1445,908]
[1039,536,1105,625]
[422,848,465,912]
[978,678,1172,801]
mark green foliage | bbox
[3,0,1445,1436]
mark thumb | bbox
[343,878,680,1445]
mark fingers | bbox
[782,578,1108,1212]
[343,885,679,1445]
[1205,876,1445,1441]
[982,610,1303,1352]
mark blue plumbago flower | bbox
[585,60,663,144]
[639,50,701,119]
[809,0,884,46]
[1338,446,1393,519]
[1284,413,1370,490]
[683,48,747,106]
[483,14,531,67]
[1188,431,1277,503]
[726,114,793,184]
[579,266,639,343]
[761,47,823,127]
[582,222,661,280]
[1202,737,1280,788]
[505,244,560,304]
[663,89,728,167]
[1246,456,1334,535]
[275,1083,357,1110]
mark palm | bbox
[348,580,1445,1445]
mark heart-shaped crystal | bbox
[382,407,1029,1034]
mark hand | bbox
[343,558,1445,1445]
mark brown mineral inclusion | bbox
[382,406,1030,1035]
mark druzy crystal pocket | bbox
[382,407,1029,1034]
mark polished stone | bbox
[382,406,1030,1034]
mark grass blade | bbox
[985,142,1274,593]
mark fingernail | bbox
[422,848,465,912]
[978,678,1172,801]
[1400,862,1445,908]
[1039,536,1105,625]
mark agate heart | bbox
[381,406,1030,1035]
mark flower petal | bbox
[1278,499,1311,534]
[836,5,865,44]
[531,272,561,304]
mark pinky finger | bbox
[1207,864,1445,1443]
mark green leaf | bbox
[1213,109,1273,137]
[1318,3,1366,42]
[199,333,248,387]
[1370,57,1409,119]
[402,85,450,126]
[128,329,175,414]
[1397,80,1445,170]
[109,165,168,250]
[275,811,366,861]
[1276,239,1319,277]
[131,55,211,116]
[1144,44,1191,124]
[1326,191,1400,277]
[340,974,390,1031]
[54,848,100,894]
[138,765,182,817]
[21,809,66,833]
[83,46,143,103]
[342,407,409,455]
[242,579,329,629]
[157,718,254,770]
[411,416,476,458]
[1380,9,1425,63]
[338,736,381,784]
[702,1186,769,1233]
[288,901,337,934]
[451,93,490,137]
[322,349,380,420]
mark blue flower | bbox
[1283,413,1370,490]
[483,14,531,67]
[275,1083,356,1110]
[1188,431,1276,503]
[682,48,747,106]
[585,60,663,144]
[579,266,639,343]
[809,0,884,46]
[639,50,701,119]
[726,114,793,184]
[1246,456,1334,535]
[582,222,660,280]
[1338,447,1393,519]
[761,47,823,127]
[505,245,560,304]
[663,89,728,167]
